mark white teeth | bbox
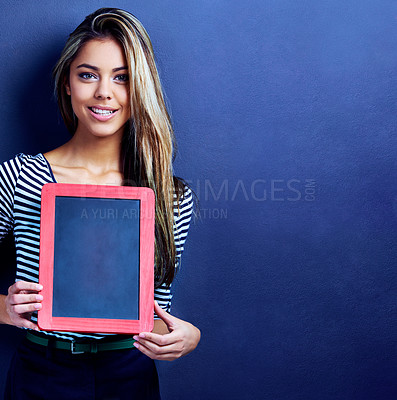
[91,107,115,115]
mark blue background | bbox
[0,1,396,399]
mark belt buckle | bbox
[71,341,84,355]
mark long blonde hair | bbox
[53,8,184,287]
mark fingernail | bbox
[37,284,43,290]
[36,295,43,301]
[35,304,42,310]
[35,327,40,331]
[133,342,139,349]
[139,333,145,339]
[133,335,139,341]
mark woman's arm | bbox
[0,295,11,325]
[133,301,201,361]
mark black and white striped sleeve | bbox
[153,186,193,317]
[0,155,24,241]
[173,186,193,263]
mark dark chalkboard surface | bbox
[52,196,140,320]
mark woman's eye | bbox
[79,72,96,80]
[115,74,129,82]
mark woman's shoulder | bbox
[176,185,193,206]
[0,153,51,182]
[173,180,194,222]
[1,152,47,165]
[0,152,44,172]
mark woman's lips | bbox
[88,106,119,121]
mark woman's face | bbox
[65,37,130,139]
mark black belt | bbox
[26,332,136,354]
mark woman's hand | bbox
[4,281,43,330]
[133,301,201,361]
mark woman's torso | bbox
[1,153,192,342]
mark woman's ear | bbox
[64,77,71,96]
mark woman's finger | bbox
[11,315,39,331]
[133,329,185,357]
[12,303,42,315]
[8,281,42,295]
[153,301,176,326]
[134,331,177,346]
[8,293,43,305]
[133,341,178,361]
[135,339,178,355]
[134,335,182,355]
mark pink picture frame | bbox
[38,183,155,334]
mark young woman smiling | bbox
[0,8,200,399]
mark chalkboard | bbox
[38,183,155,334]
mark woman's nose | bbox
[95,80,112,100]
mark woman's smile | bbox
[88,105,119,121]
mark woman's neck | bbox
[63,131,122,173]
[44,129,124,185]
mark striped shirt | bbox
[0,153,193,341]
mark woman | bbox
[0,8,200,399]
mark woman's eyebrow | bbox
[76,63,128,72]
